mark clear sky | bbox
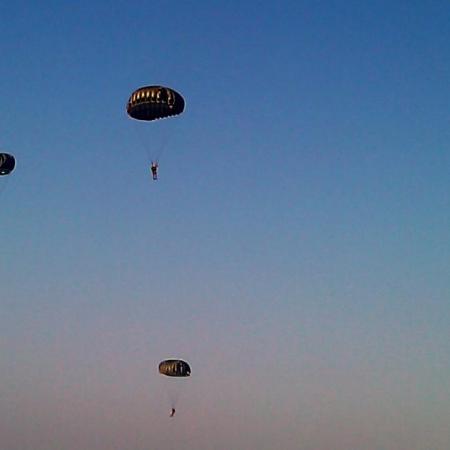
[1,1,449,449]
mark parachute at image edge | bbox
[0,153,15,175]
[126,85,185,122]
[159,359,191,377]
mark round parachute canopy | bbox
[127,86,185,121]
[159,359,191,377]
[0,153,15,175]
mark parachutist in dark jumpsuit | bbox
[170,408,176,418]
[151,162,158,180]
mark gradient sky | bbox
[1,1,449,449]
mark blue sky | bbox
[1,1,449,449]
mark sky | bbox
[0,1,449,449]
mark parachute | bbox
[126,86,185,178]
[158,359,191,417]
[159,359,191,414]
[126,86,185,121]
[0,153,15,176]
[159,359,191,377]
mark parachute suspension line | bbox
[153,116,181,163]
[0,176,10,197]
[132,108,174,167]
[153,129,170,162]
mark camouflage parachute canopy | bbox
[126,86,185,121]
[159,359,191,377]
[0,153,15,175]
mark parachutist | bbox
[151,162,158,180]
[170,408,176,418]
